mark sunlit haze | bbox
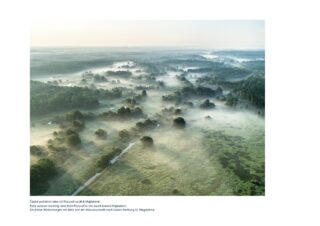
[31,20,264,49]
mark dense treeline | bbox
[196,75,265,109]
[100,106,144,120]
[30,158,57,195]
[162,85,219,104]
[106,70,132,77]
[188,67,250,80]
[30,81,122,116]
[235,76,265,109]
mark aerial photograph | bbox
[30,21,265,196]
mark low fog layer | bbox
[30,48,265,196]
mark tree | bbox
[96,154,112,169]
[216,86,223,95]
[30,145,43,156]
[200,99,215,109]
[174,108,182,115]
[235,76,265,109]
[226,95,238,107]
[173,117,186,128]
[30,158,57,195]
[140,136,154,147]
[66,133,81,147]
[66,110,84,121]
[119,129,131,140]
[95,129,107,139]
[96,148,122,169]
[135,119,157,131]
[72,120,85,131]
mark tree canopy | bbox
[30,158,57,195]
[31,81,122,116]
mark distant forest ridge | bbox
[30,48,264,76]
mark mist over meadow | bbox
[30,47,265,196]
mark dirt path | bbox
[71,142,136,196]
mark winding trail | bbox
[71,142,136,196]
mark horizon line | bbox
[30,46,265,51]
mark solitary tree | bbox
[140,136,154,147]
[173,117,186,128]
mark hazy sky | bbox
[31,21,264,49]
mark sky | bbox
[31,20,264,49]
